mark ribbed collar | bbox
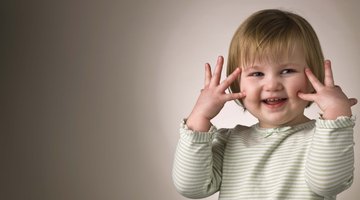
[253,120,315,138]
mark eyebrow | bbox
[244,62,302,70]
[279,62,302,67]
[242,65,261,72]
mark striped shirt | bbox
[172,117,355,200]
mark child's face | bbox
[240,46,312,128]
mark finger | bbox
[298,92,316,102]
[304,68,323,91]
[324,60,335,87]
[349,98,358,107]
[222,91,246,102]
[209,56,224,87]
[204,63,212,87]
[218,67,241,92]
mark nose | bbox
[264,76,283,91]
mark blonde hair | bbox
[227,9,324,106]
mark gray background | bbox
[2,0,360,199]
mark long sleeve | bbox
[172,120,229,198]
[305,116,355,197]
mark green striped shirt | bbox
[172,117,355,200]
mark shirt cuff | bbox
[316,116,356,129]
[179,119,217,143]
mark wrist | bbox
[186,114,212,132]
[321,107,352,120]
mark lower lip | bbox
[263,100,287,109]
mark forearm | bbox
[172,121,223,198]
[305,116,355,196]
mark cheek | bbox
[288,76,310,95]
[240,79,260,99]
[239,73,251,92]
[239,76,254,93]
[239,79,252,94]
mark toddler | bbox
[172,9,357,200]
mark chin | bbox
[260,117,293,127]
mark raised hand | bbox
[186,56,246,132]
[298,60,357,120]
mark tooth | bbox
[266,98,282,102]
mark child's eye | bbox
[249,72,264,77]
[281,69,296,74]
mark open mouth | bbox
[262,98,288,105]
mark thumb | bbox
[224,92,246,102]
[298,92,315,102]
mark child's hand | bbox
[298,60,357,120]
[186,56,246,131]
